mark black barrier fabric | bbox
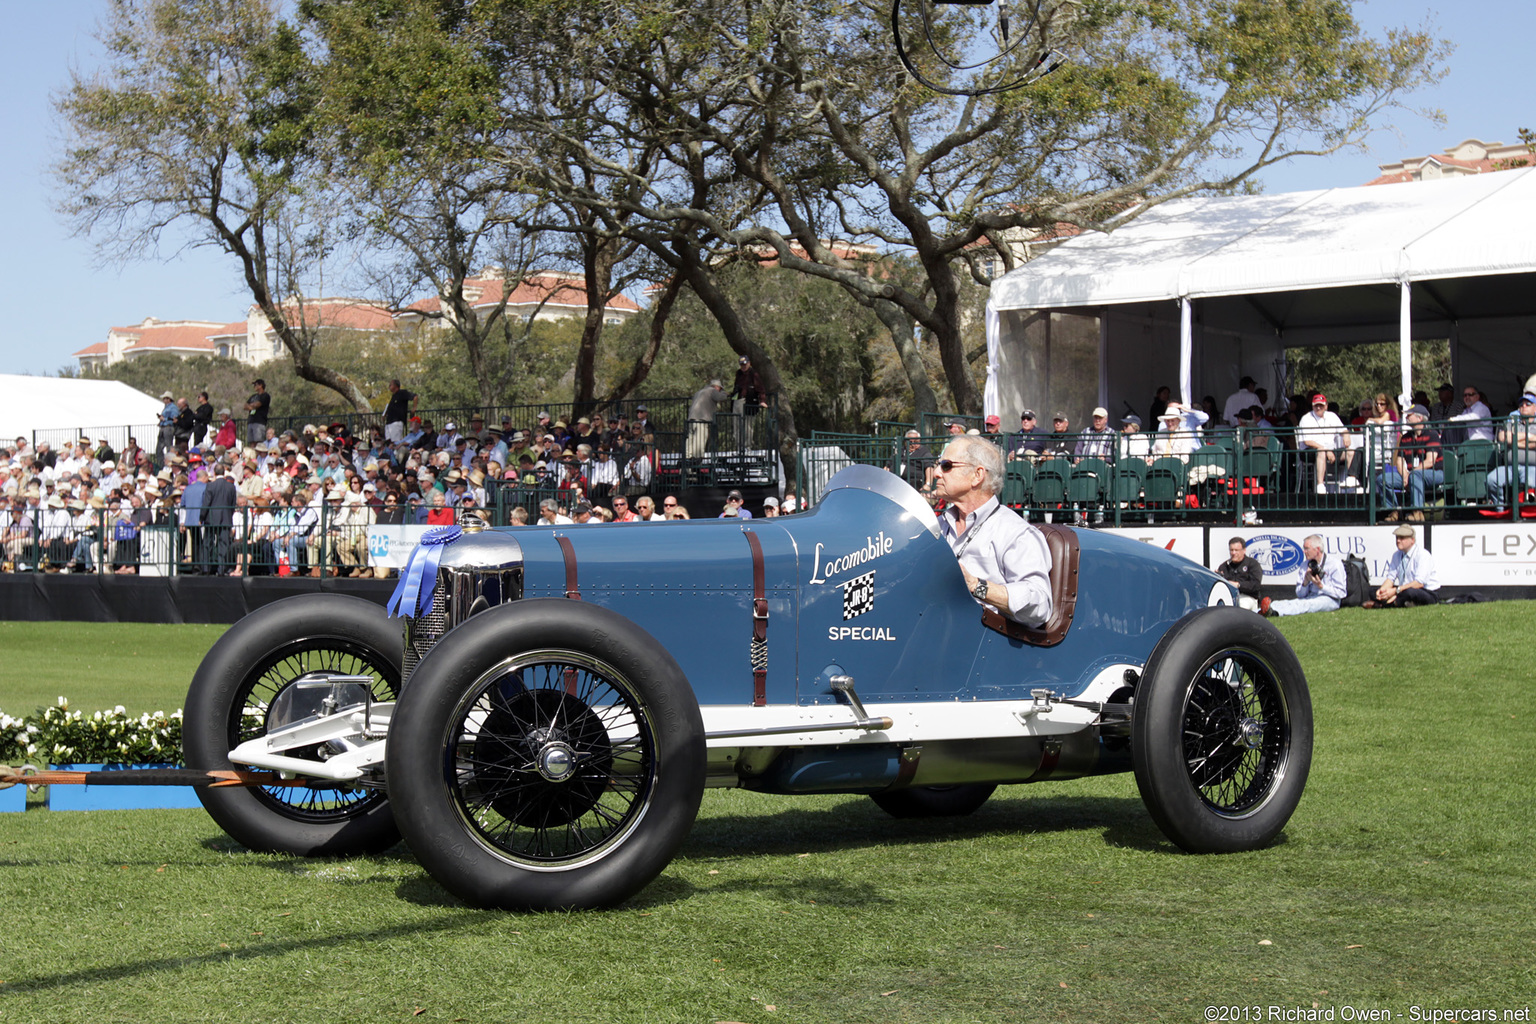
[0,575,392,624]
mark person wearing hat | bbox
[1296,393,1347,494]
[687,378,731,459]
[1429,382,1459,423]
[1117,413,1150,462]
[1007,411,1045,462]
[245,379,270,446]
[1378,405,1442,522]
[1150,402,1208,460]
[3,493,35,569]
[980,414,1003,442]
[1370,525,1440,607]
[718,489,752,519]
[1044,412,1075,459]
[40,492,73,570]
[1074,407,1115,462]
[156,390,179,462]
[762,496,781,518]
[1483,389,1536,517]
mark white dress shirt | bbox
[939,496,1053,627]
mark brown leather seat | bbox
[979,523,1080,646]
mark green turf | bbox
[0,622,227,716]
[1,606,1532,1023]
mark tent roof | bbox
[0,374,163,445]
[989,167,1536,313]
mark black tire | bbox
[183,594,403,856]
[870,784,997,818]
[386,599,705,911]
[1132,606,1312,853]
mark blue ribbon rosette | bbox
[385,525,463,618]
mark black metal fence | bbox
[797,418,1536,525]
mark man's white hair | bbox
[943,435,1003,496]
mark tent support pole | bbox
[1179,297,1193,405]
[1399,280,1413,405]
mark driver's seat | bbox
[979,523,1080,647]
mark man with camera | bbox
[1264,535,1345,617]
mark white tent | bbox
[0,374,163,449]
[986,168,1536,422]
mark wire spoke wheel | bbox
[448,653,654,866]
[1133,606,1312,853]
[184,594,404,857]
[234,641,397,821]
[387,599,704,911]
[1180,649,1288,816]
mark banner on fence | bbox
[1094,527,1207,566]
[1224,526,1400,586]
[367,525,429,569]
[1425,525,1536,586]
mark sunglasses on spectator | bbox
[934,459,975,472]
[663,500,676,507]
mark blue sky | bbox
[2,0,1531,378]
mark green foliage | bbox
[5,700,184,766]
[1286,339,1453,411]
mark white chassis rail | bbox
[228,664,1136,782]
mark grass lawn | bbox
[1,606,1533,1023]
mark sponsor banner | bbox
[1094,527,1207,566]
[1226,526,1399,586]
[367,524,430,568]
[1430,525,1536,586]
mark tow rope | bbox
[0,765,341,792]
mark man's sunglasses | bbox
[935,459,975,472]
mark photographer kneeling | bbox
[1264,535,1345,617]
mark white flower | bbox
[114,705,126,715]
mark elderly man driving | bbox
[931,434,1053,628]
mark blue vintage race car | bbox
[184,465,1312,910]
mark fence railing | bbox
[796,418,1536,525]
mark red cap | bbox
[1311,393,1327,406]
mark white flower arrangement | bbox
[0,698,184,766]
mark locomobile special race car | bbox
[182,465,1313,910]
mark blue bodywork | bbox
[495,466,1228,707]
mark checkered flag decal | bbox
[841,570,875,620]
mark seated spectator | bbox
[1007,411,1045,462]
[1370,524,1439,607]
[719,489,752,518]
[1216,536,1264,612]
[1073,408,1115,461]
[1296,393,1348,492]
[634,496,662,521]
[1379,406,1442,522]
[1429,382,1458,422]
[761,496,780,518]
[1043,414,1074,459]
[1485,390,1536,516]
[887,430,933,490]
[1446,386,1494,444]
[537,497,573,526]
[1264,535,1345,617]
[1116,414,1149,461]
[1151,403,1207,460]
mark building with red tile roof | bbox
[398,269,641,328]
[1365,137,1536,185]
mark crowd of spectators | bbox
[1,376,797,578]
[897,375,1536,524]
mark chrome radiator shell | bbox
[400,531,525,685]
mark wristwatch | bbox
[971,579,990,601]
